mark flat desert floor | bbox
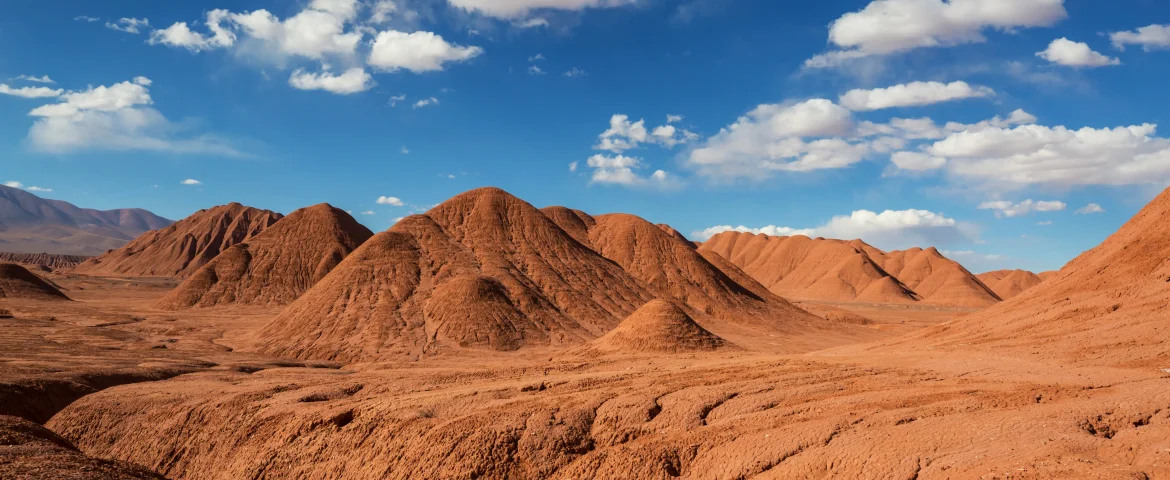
[2,274,1167,479]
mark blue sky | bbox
[2,0,1169,273]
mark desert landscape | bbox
[1,184,1168,479]
[4,1,1169,478]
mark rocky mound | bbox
[0,415,163,479]
[699,233,920,304]
[701,233,1000,307]
[156,204,372,309]
[255,188,658,361]
[900,185,1170,367]
[73,204,282,278]
[976,269,1046,299]
[0,252,88,271]
[585,300,730,354]
[0,263,69,301]
[255,188,854,362]
[878,247,1001,308]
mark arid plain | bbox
[2,186,1169,479]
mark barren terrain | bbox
[2,186,1168,479]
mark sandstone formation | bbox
[156,204,372,309]
[73,204,282,279]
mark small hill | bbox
[0,252,88,271]
[698,233,920,304]
[0,263,69,301]
[72,204,282,278]
[897,185,1170,367]
[878,247,1001,307]
[156,204,373,309]
[585,300,731,354]
[255,188,857,362]
[700,233,1000,307]
[255,188,658,361]
[0,184,171,256]
[976,269,1046,299]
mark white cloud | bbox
[15,75,55,84]
[564,67,587,78]
[446,0,637,19]
[666,114,683,124]
[568,161,578,172]
[376,196,404,206]
[686,99,870,179]
[148,9,236,52]
[388,93,406,106]
[1074,203,1105,215]
[891,151,947,171]
[695,208,970,249]
[585,154,677,189]
[926,123,1170,187]
[368,30,482,73]
[1110,24,1170,51]
[514,17,549,28]
[288,68,373,94]
[528,53,545,62]
[807,0,1067,67]
[977,199,1066,218]
[0,84,63,99]
[528,65,546,75]
[941,250,1004,261]
[412,97,439,109]
[106,18,150,34]
[75,16,100,23]
[839,81,995,111]
[1,181,51,193]
[401,146,409,154]
[180,178,202,185]
[370,0,399,23]
[361,210,376,215]
[24,77,242,156]
[595,114,696,153]
[1036,38,1120,68]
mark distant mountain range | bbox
[0,185,172,255]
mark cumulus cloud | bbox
[1074,203,1105,215]
[666,114,683,124]
[925,123,1170,187]
[694,208,972,249]
[180,178,202,185]
[563,67,587,78]
[148,1,481,94]
[514,17,549,28]
[1036,38,1120,67]
[106,17,150,34]
[595,114,697,153]
[412,97,439,109]
[685,99,870,179]
[368,30,482,73]
[585,154,678,189]
[978,199,1066,218]
[528,65,546,75]
[445,0,637,19]
[0,84,63,99]
[1110,24,1170,51]
[839,81,995,111]
[376,196,404,206]
[24,77,243,156]
[288,68,373,94]
[528,53,545,62]
[568,161,578,172]
[74,16,100,23]
[806,0,1067,68]
[360,210,376,215]
[15,75,55,84]
[3,181,23,188]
